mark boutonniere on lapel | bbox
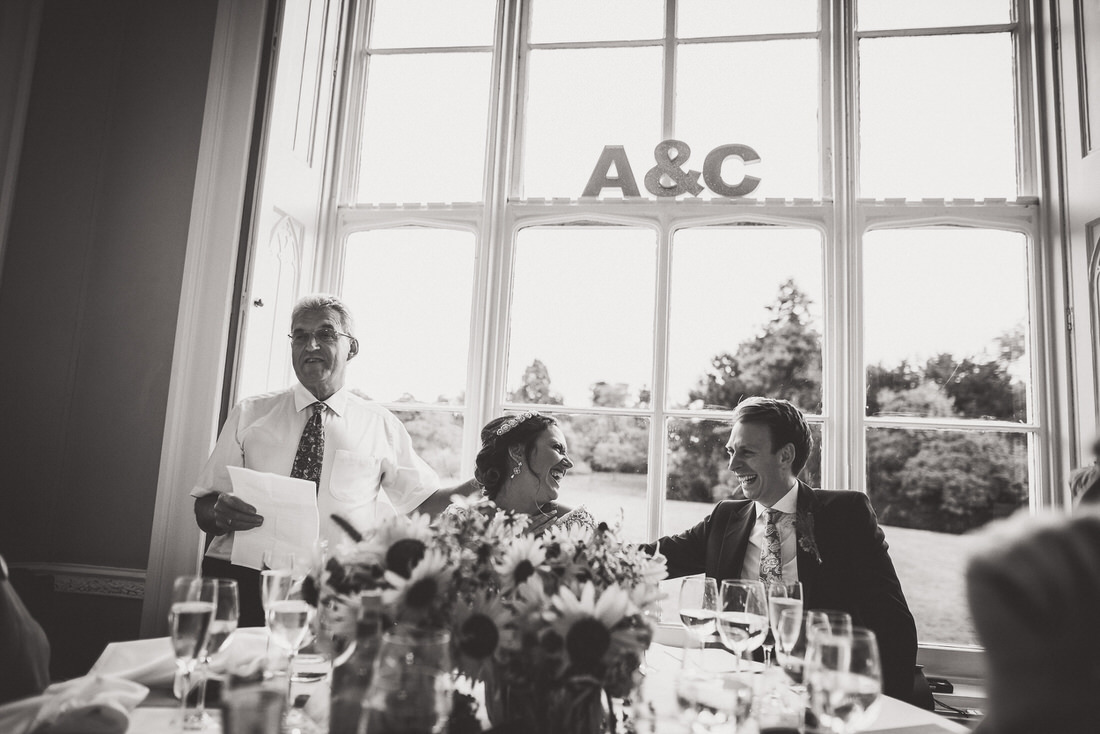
[794,509,823,565]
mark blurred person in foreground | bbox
[192,294,456,626]
[1069,432,1100,508]
[641,397,920,703]
[0,553,50,703]
[967,506,1100,733]
[442,411,595,535]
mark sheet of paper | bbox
[227,466,320,571]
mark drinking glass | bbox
[674,669,754,733]
[266,597,316,714]
[808,609,854,641]
[781,610,849,685]
[187,578,239,730]
[678,577,718,643]
[764,581,803,668]
[806,627,883,734]
[716,579,768,673]
[361,627,454,734]
[169,576,216,731]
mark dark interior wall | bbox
[0,0,219,677]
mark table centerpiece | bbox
[302,496,667,734]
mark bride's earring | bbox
[510,460,523,479]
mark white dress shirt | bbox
[740,481,801,583]
[192,383,439,561]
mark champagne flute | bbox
[764,581,803,668]
[169,576,216,731]
[806,627,883,733]
[187,578,239,729]
[267,597,316,713]
[716,579,768,673]
[678,577,718,643]
[260,549,294,661]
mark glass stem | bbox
[193,661,208,716]
[286,652,295,704]
[178,669,191,726]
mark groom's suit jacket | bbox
[643,481,918,702]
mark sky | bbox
[261,0,1029,408]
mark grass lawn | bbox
[556,471,979,647]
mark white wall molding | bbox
[141,0,269,638]
[11,562,145,599]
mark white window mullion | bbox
[648,219,674,540]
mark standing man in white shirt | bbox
[192,294,455,625]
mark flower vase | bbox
[486,674,613,734]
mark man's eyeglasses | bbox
[288,327,354,346]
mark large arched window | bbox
[238,0,1048,662]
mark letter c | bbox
[703,144,762,198]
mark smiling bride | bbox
[444,411,596,536]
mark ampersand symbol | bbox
[644,139,704,197]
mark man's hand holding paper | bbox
[226,466,320,571]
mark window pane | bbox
[866,427,1029,646]
[342,228,474,403]
[508,227,656,407]
[522,48,662,199]
[864,229,1030,422]
[668,227,824,413]
[529,0,664,43]
[679,0,818,37]
[667,417,822,533]
[858,0,1010,31]
[677,40,820,199]
[551,413,649,543]
[370,0,497,48]
[859,34,1017,199]
[393,410,465,484]
[357,53,491,203]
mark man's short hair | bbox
[731,397,813,475]
[291,293,355,334]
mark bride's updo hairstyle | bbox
[474,411,558,501]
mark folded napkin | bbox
[88,627,270,696]
[0,675,148,734]
[88,637,176,688]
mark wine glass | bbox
[808,609,854,641]
[260,550,294,659]
[806,627,883,733]
[267,596,316,729]
[187,578,239,730]
[782,610,850,685]
[764,581,803,668]
[716,579,768,673]
[168,576,216,730]
[678,577,718,644]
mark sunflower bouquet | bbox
[305,497,667,732]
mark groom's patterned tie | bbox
[291,402,326,491]
[760,509,783,584]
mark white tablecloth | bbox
[116,641,969,734]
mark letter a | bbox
[581,146,641,198]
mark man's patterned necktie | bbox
[760,508,783,584]
[291,402,325,491]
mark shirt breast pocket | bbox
[328,450,383,503]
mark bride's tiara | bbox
[495,410,541,437]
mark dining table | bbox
[83,625,972,734]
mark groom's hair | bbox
[731,397,813,475]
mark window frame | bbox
[301,0,1055,671]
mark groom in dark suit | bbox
[644,397,918,702]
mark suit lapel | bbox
[717,500,756,582]
[794,481,823,606]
